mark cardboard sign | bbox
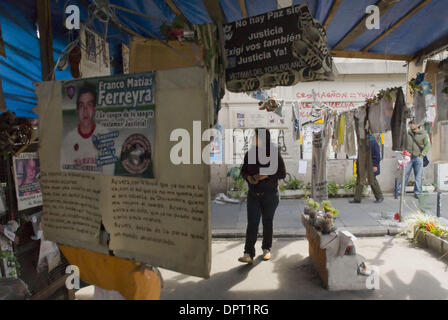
[79,26,111,78]
[35,67,211,278]
[224,3,334,93]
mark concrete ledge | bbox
[212,226,404,239]
[415,229,448,257]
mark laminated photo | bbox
[60,72,155,179]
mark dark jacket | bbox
[241,146,286,193]
[369,135,381,176]
[391,88,409,151]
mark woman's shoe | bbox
[262,249,271,261]
[238,253,253,264]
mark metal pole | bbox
[399,154,406,221]
[437,192,441,218]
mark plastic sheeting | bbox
[0,1,41,118]
[1,0,448,118]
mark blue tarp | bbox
[1,0,447,118]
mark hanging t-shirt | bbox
[345,111,357,157]
[368,97,394,133]
[61,123,115,175]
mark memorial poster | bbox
[60,73,155,179]
[36,67,211,278]
[12,152,43,211]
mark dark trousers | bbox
[244,189,279,258]
[354,174,383,202]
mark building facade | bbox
[211,59,435,196]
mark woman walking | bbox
[238,128,286,264]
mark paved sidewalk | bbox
[212,193,448,237]
[160,237,448,300]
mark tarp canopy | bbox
[1,0,447,118]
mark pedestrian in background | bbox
[397,119,430,198]
[238,128,286,264]
[350,133,384,204]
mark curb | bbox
[212,226,405,239]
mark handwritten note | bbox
[40,171,102,243]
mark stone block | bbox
[301,214,371,291]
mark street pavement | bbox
[212,193,448,237]
[160,237,448,300]
[77,192,448,301]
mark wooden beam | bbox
[163,0,193,28]
[333,0,397,51]
[164,0,183,17]
[239,0,248,18]
[80,0,144,39]
[331,50,412,61]
[0,24,5,57]
[203,0,226,23]
[406,59,422,103]
[36,0,54,81]
[323,0,342,30]
[0,76,5,112]
[413,35,448,63]
[29,275,71,300]
[363,0,433,51]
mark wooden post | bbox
[36,0,54,81]
[406,59,422,104]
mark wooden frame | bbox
[323,0,342,30]
[164,0,194,28]
[333,0,397,51]
[239,0,248,18]
[203,0,226,23]
[413,36,448,62]
[362,0,433,51]
[331,50,412,61]
[36,0,54,81]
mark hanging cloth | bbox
[311,112,331,202]
[413,92,426,125]
[368,96,394,133]
[331,113,339,152]
[391,88,409,151]
[354,106,374,185]
[432,71,448,162]
[345,111,357,157]
[292,101,301,141]
[338,114,346,146]
[354,106,367,140]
